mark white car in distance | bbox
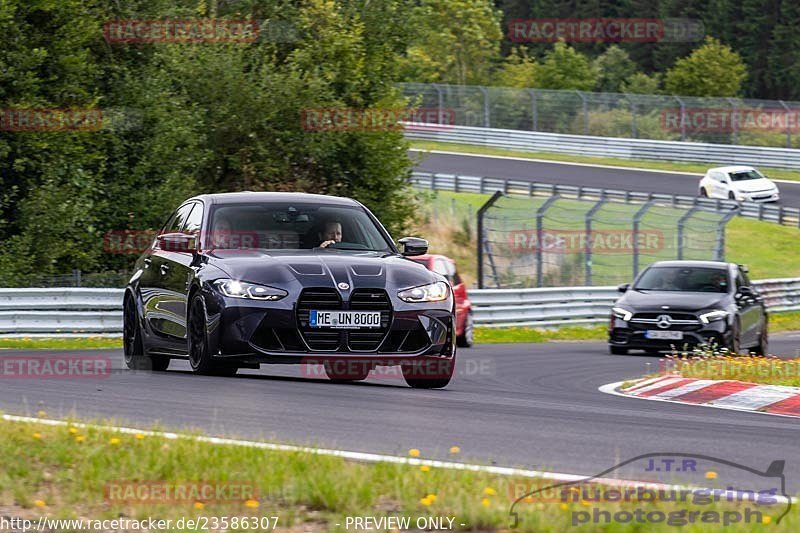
[699,166,780,202]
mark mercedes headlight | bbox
[214,279,288,301]
[699,309,729,324]
[611,307,632,321]
[398,281,449,303]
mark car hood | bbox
[732,178,776,192]
[617,289,729,312]
[204,249,438,290]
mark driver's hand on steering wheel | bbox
[320,240,336,248]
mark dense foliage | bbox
[0,0,416,284]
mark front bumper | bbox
[202,285,455,364]
[608,316,731,351]
[736,191,780,203]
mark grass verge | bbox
[0,337,123,350]
[411,140,800,182]
[417,190,800,284]
[475,326,606,344]
[2,415,795,531]
[661,353,800,387]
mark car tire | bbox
[188,294,238,377]
[609,346,628,355]
[727,319,742,355]
[728,191,737,201]
[324,360,370,382]
[123,294,170,371]
[700,188,708,197]
[456,312,474,348]
[402,356,455,389]
[752,319,768,356]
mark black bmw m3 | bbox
[123,192,456,388]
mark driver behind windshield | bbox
[319,220,342,248]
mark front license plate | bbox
[645,330,683,340]
[309,310,381,329]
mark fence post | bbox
[779,100,792,148]
[528,89,538,131]
[726,97,739,145]
[715,207,739,261]
[677,206,700,260]
[674,96,687,141]
[432,83,444,125]
[629,97,638,138]
[536,195,560,287]
[478,86,490,128]
[632,201,655,278]
[476,191,503,289]
[577,91,589,135]
[585,198,607,285]
[73,269,82,287]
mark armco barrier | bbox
[0,281,798,335]
[470,278,800,328]
[404,123,800,170]
[410,171,800,227]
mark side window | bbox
[168,203,195,233]
[183,203,203,234]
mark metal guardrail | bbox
[404,123,800,170]
[0,281,798,334]
[470,279,800,328]
[410,171,800,227]
[0,288,123,335]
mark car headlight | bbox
[611,307,632,321]
[214,279,288,301]
[398,281,449,303]
[699,309,729,324]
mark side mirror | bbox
[157,232,197,253]
[617,283,630,293]
[737,286,754,298]
[398,237,428,256]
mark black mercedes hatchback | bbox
[123,192,456,388]
[608,260,767,355]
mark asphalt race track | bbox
[411,150,800,209]
[2,334,800,491]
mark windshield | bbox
[207,203,393,252]
[729,169,764,181]
[634,267,730,293]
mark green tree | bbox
[493,47,537,88]
[621,72,662,94]
[533,42,597,91]
[593,46,638,93]
[664,37,748,97]
[399,0,503,85]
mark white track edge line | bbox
[5,412,786,503]
[600,381,800,421]
[410,148,799,185]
